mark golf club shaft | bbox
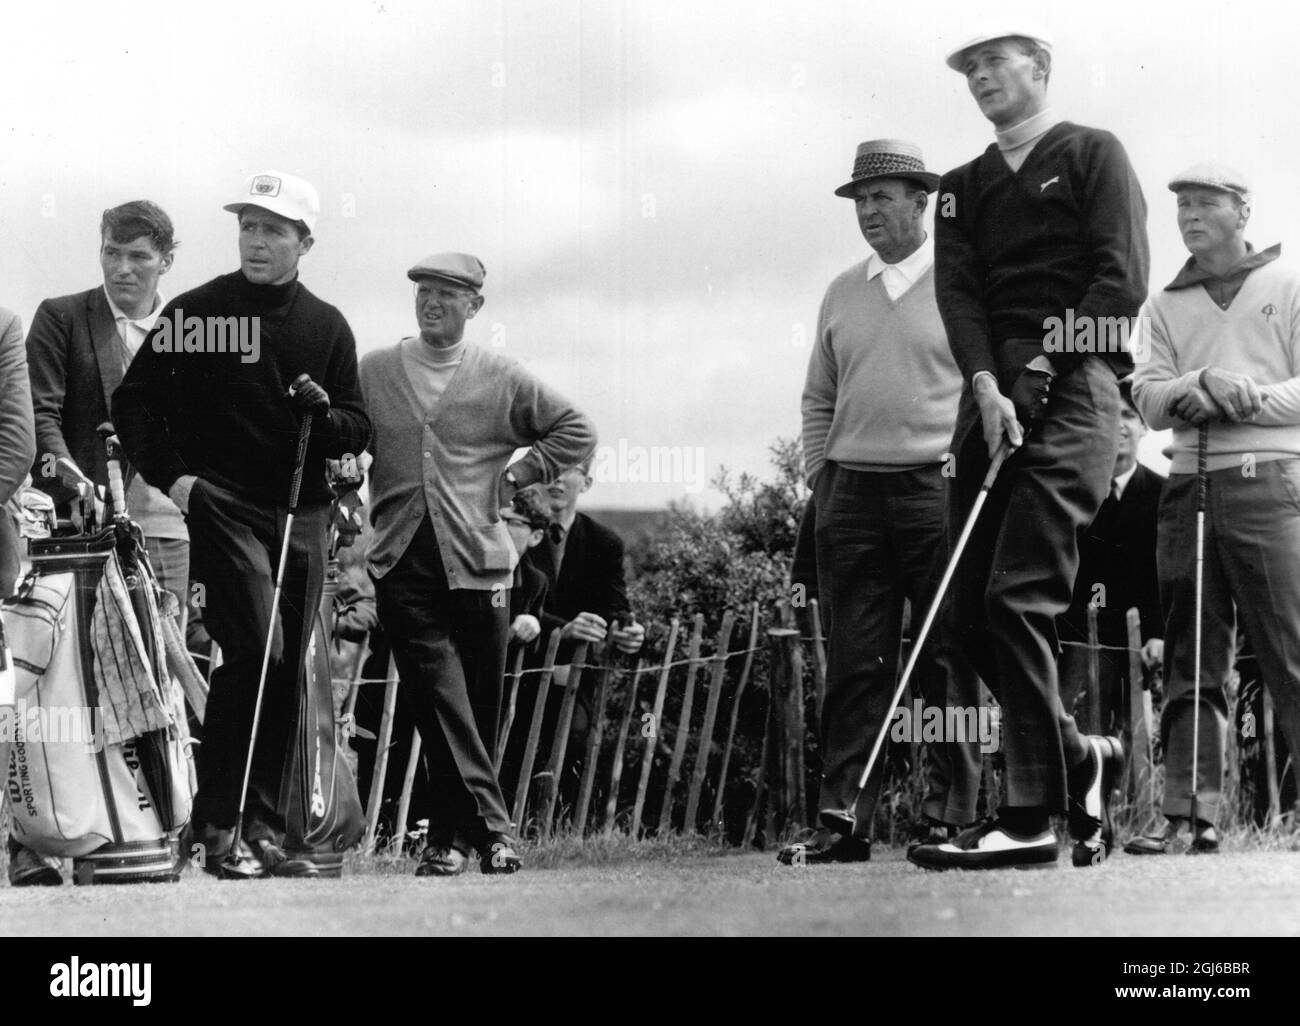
[229,411,314,858]
[850,438,1016,798]
[1190,423,1208,828]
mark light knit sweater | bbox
[802,261,961,483]
[1132,255,1300,473]
[360,341,596,589]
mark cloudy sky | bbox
[2,0,1295,507]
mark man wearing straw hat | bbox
[784,139,982,865]
[911,28,1149,870]
[1130,164,1300,855]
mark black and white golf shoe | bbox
[1068,735,1125,867]
[906,817,1058,871]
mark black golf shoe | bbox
[1068,736,1125,866]
[777,828,871,866]
[416,845,470,877]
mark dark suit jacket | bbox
[526,512,630,660]
[0,306,36,593]
[25,287,125,507]
[1062,461,1164,647]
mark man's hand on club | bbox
[1010,367,1054,429]
[1198,367,1262,423]
[288,374,330,415]
[1168,383,1224,425]
[973,373,1024,458]
[168,474,199,515]
[560,611,607,644]
[510,614,541,644]
[608,619,645,654]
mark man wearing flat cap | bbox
[360,252,595,877]
[783,140,982,866]
[114,170,371,877]
[1130,164,1300,855]
[912,29,1150,870]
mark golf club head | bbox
[216,850,264,881]
[819,807,856,836]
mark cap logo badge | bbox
[251,175,282,196]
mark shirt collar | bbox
[1165,242,1281,291]
[995,108,1061,151]
[1113,463,1138,499]
[865,233,933,284]
[103,286,164,327]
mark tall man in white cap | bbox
[911,30,1149,869]
[361,253,595,877]
[114,171,371,877]
[1129,164,1300,854]
[780,140,982,866]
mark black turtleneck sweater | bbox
[113,270,370,507]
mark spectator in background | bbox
[25,201,189,625]
[787,139,980,867]
[0,305,35,597]
[1130,163,1300,855]
[1057,377,1164,734]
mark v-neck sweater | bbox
[1132,254,1300,473]
[360,341,596,589]
[935,121,1150,383]
[802,260,961,482]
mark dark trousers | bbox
[1157,461,1300,825]
[186,479,328,833]
[947,354,1120,812]
[372,516,511,853]
[814,462,983,836]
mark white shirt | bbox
[1111,463,1138,501]
[995,107,1062,173]
[103,287,165,366]
[865,235,934,302]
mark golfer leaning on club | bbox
[1129,164,1300,856]
[360,253,595,877]
[113,171,371,878]
[910,27,1149,870]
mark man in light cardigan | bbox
[785,140,982,866]
[1131,163,1300,855]
[360,253,596,877]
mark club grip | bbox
[287,412,313,513]
[981,438,1016,491]
[97,422,128,519]
[1196,424,1209,511]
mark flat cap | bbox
[406,252,486,291]
[945,28,1054,71]
[1168,162,1251,203]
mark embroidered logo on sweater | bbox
[1039,176,1061,193]
[1263,303,1277,322]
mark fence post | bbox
[808,598,828,726]
[657,613,706,835]
[1263,688,1282,829]
[1083,604,1101,736]
[713,601,760,833]
[537,642,589,837]
[511,630,563,833]
[392,728,422,852]
[1126,608,1156,828]
[684,610,737,834]
[573,643,617,835]
[766,621,804,840]
[495,644,528,772]
[362,653,400,854]
[602,658,643,836]
[633,618,679,837]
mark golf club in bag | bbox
[3,426,193,884]
[821,438,1017,836]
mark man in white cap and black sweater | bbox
[360,253,595,877]
[782,140,982,866]
[911,29,1149,869]
[114,170,371,878]
[1130,164,1300,856]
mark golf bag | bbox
[3,526,192,884]
[276,556,365,875]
